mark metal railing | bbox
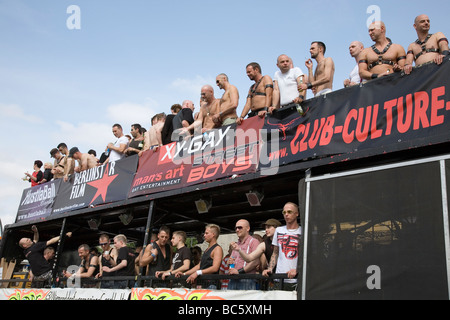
[0,273,298,292]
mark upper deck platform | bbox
[3,58,450,246]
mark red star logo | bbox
[87,163,118,205]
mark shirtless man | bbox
[404,14,449,75]
[359,21,406,81]
[237,62,273,124]
[69,147,99,172]
[58,142,75,182]
[63,244,99,287]
[214,73,239,126]
[141,113,165,155]
[50,148,66,179]
[182,85,220,135]
[299,42,335,96]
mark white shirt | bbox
[274,67,304,106]
[272,225,302,283]
[109,136,128,162]
[349,64,361,84]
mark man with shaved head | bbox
[404,14,449,75]
[344,41,364,87]
[19,225,72,288]
[358,21,407,81]
[182,85,220,135]
[214,73,239,126]
[262,202,301,291]
[228,219,260,290]
[271,54,306,113]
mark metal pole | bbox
[52,218,67,287]
[439,160,450,299]
[137,200,155,287]
[301,170,311,300]
[0,223,8,261]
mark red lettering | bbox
[290,123,311,155]
[319,115,335,146]
[370,104,383,139]
[397,95,413,134]
[383,98,397,135]
[308,118,326,149]
[431,86,445,126]
[233,155,253,172]
[355,106,372,142]
[343,109,357,144]
[203,164,220,179]
[414,91,430,130]
[221,162,233,173]
[187,167,204,183]
[300,123,310,152]
[290,124,303,155]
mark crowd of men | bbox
[24,14,448,187]
[17,14,449,291]
[19,202,301,291]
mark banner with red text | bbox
[262,59,450,167]
[128,117,264,198]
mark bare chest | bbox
[366,45,399,64]
[411,35,441,63]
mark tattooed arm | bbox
[262,246,279,277]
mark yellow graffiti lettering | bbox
[187,292,207,300]
[7,289,48,300]
[130,288,224,300]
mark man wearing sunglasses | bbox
[228,219,260,290]
[181,85,220,135]
[96,234,117,288]
[262,202,301,291]
[214,73,239,126]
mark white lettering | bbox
[366,265,381,289]
[366,5,381,28]
[66,5,81,30]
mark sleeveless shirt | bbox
[199,243,219,273]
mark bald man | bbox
[404,14,449,75]
[228,219,260,290]
[214,73,239,126]
[272,54,306,112]
[182,85,220,135]
[344,41,364,87]
[359,21,406,81]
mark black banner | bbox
[14,60,450,222]
[15,179,62,223]
[52,155,139,214]
[262,59,450,166]
[128,117,264,198]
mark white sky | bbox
[0,0,449,227]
